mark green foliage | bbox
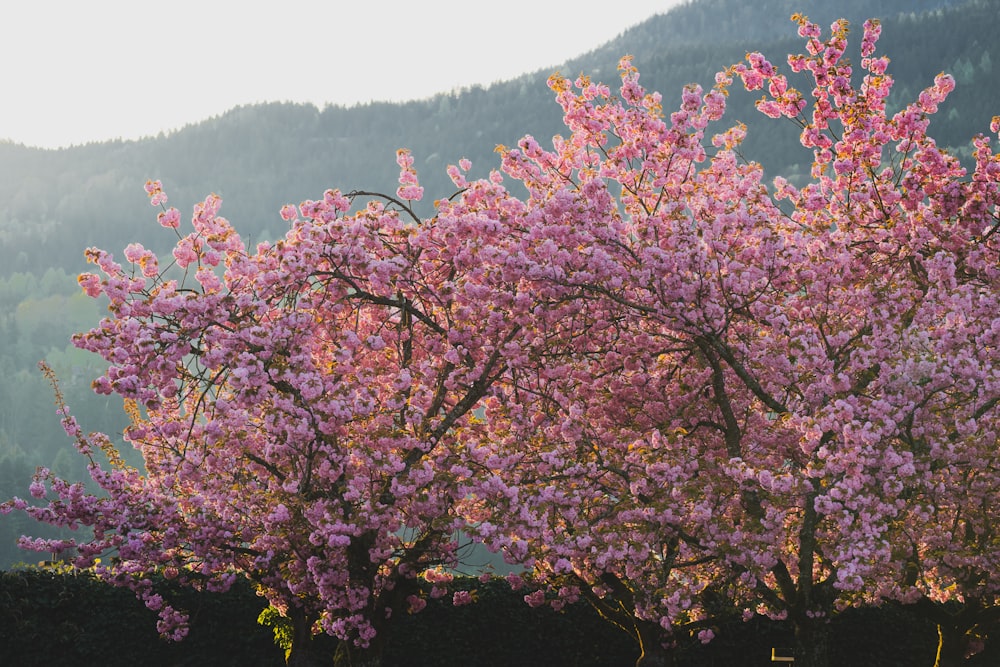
[257,604,293,661]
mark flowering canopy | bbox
[6,152,552,659]
[3,13,998,667]
[461,15,999,667]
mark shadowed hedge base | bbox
[4,570,990,666]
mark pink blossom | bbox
[78,273,103,298]
[524,590,547,608]
[157,207,181,229]
[28,480,45,499]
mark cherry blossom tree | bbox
[462,15,999,667]
[457,56,780,667]
[874,111,1000,665]
[733,16,1000,666]
[4,13,998,667]
[2,152,544,667]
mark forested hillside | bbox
[0,0,997,568]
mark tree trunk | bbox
[330,611,389,667]
[580,575,678,667]
[334,641,384,667]
[933,623,968,667]
[287,647,330,667]
[792,616,831,667]
[634,620,677,667]
[285,623,386,667]
[286,608,331,667]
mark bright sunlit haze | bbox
[1,0,683,149]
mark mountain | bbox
[0,0,997,568]
[1,0,996,276]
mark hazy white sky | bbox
[1,1,684,149]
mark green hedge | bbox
[0,567,279,666]
[0,569,965,666]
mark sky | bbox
[1,0,685,149]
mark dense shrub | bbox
[0,567,279,666]
[0,570,959,666]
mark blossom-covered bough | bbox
[733,16,1000,667]
[4,151,549,666]
[3,14,998,667]
[460,52,785,667]
[462,14,999,667]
